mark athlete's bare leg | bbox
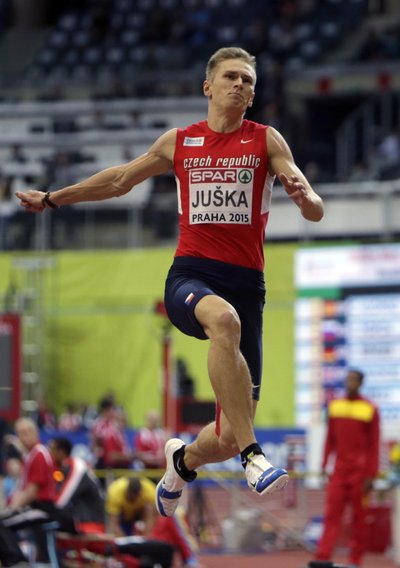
[184,404,257,470]
[155,295,288,517]
[192,294,256,453]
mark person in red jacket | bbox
[151,507,203,567]
[90,397,134,470]
[134,410,167,473]
[312,369,380,568]
[0,417,68,567]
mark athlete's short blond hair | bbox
[206,47,256,80]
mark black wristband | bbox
[42,191,59,209]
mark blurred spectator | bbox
[126,110,146,130]
[106,476,157,538]
[268,18,297,60]
[0,523,28,567]
[303,161,331,184]
[43,151,78,192]
[90,396,134,469]
[134,409,167,473]
[348,161,373,182]
[376,128,400,167]
[313,370,380,567]
[374,128,400,179]
[52,447,175,567]
[49,436,105,533]
[84,109,109,131]
[58,402,83,432]
[106,475,200,567]
[115,404,130,429]
[52,115,78,133]
[357,23,400,63]
[9,417,55,509]
[79,401,98,430]
[102,390,117,406]
[7,144,28,164]
[84,108,128,130]
[0,417,14,509]
[144,174,178,239]
[34,395,57,431]
[152,507,203,568]
[357,29,390,61]
[2,457,22,506]
[0,417,69,566]
[1,430,24,463]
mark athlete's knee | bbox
[211,306,241,342]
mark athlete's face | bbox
[204,58,256,112]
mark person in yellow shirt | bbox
[106,476,157,537]
[106,475,203,567]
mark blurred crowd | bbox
[1,0,400,250]
[0,410,202,567]
[356,22,400,63]
[29,392,169,472]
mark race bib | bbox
[189,168,253,224]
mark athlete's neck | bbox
[207,109,244,133]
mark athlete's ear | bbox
[203,79,212,98]
[247,92,255,108]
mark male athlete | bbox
[16,47,324,517]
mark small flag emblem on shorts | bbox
[185,292,195,305]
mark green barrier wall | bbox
[0,244,297,427]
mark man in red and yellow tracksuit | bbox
[314,369,380,568]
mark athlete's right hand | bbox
[15,189,46,212]
[279,173,307,206]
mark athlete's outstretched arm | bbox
[15,129,177,212]
[267,127,324,222]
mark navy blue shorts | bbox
[164,256,266,400]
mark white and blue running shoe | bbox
[156,438,187,517]
[245,452,289,495]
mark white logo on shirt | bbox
[184,137,205,146]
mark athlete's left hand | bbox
[279,173,308,207]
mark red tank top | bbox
[173,119,275,271]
